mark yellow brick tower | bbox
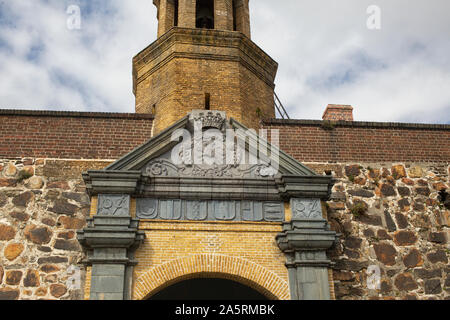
[133,0,278,134]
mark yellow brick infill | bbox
[84,266,92,300]
[133,220,290,300]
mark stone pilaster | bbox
[276,198,338,300]
[77,195,145,300]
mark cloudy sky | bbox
[0,0,449,123]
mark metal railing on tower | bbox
[274,92,290,120]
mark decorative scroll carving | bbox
[97,194,130,216]
[143,158,277,179]
[291,199,323,220]
[136,199,284,222]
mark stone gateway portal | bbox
[78,112,337,300]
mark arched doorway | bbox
[148,278,269,300]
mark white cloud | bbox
[0,0,449,123]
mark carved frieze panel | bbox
[136,199,284,222]
[290,198,323,220]
[97,194,130,216]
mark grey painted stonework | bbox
[77,194,145,300]
[136,198,284,222]
[277,198,338,300]
[97,194,130,216]
[291,198,323,220]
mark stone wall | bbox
[0,158,111,300]
[309,162,449,300]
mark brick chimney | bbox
[322,104,354,121]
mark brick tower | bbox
[133,0,278,134]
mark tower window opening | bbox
[196,0,214,29]
[174,0,179,27]
[205,93,211,110]
[232,0,237,31]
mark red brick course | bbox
[0,110,154,160]
[1,110,449,164]
[264,120,450,163]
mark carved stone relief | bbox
[291,198,323,220]
[97,194,130,216]
[136,199,284,222]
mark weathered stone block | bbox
[393,230,417,246]
[54,239,80,251]
[428,232,446,244]
[23,269,40,287]
[26,176,44,189]
[402,249,423,268]
[377,229,392,240]
[37,256,68,264]
[381,184,396,197]
[344,237,362,249]
[424,279,442,294]
[58,216,86,230]
[0,288,20,300]
[5,271,23,285]
[415,187,431,197]
[49,199,79,215]
[40,265,60,274]
[395,213,409,229]
[392,165,406,180]
[24,225,52,245]
[397,187,411,197]
[4,243,24,261]
[47,181,70,190]
[348,189,374,198]
[0,224,16,241]
[9,211,30,222]
[427,250,448,264]
[50,284,67,298]
[12,191,34,207]
[384,211,397,232]
[373,243,397,266]
[394,273,418,291]
[414,268,442,279]
[408,166,424,178]
[345,165,361,178]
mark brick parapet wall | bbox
[264,120,450,163]
[0,110,154,160]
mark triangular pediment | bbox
[105,110,318,178]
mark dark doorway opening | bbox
[148,278,269,300]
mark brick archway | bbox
[133,254,290,300]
